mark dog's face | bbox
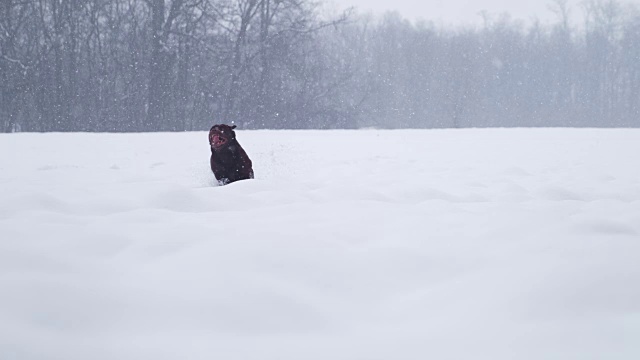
[209,124,237,150]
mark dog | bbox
[208,124,254,185]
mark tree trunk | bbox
[146,0,165,131]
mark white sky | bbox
[332,0,639,26]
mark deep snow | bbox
[1,129,639,360]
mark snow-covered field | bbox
[1,128,639,360]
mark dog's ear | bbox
[231,125,237,130]
[208,127,215,144]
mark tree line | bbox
[1,0,639,132]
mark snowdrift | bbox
[1,129,639,360]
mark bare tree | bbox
[2,0,639,132]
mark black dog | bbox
[208,124,254,185]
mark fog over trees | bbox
[1,0,639,132]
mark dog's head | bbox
[209,124,237,150]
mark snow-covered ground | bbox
[1,128,639,360]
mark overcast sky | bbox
[333,0,639,26]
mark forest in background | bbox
[1,0,639,132]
